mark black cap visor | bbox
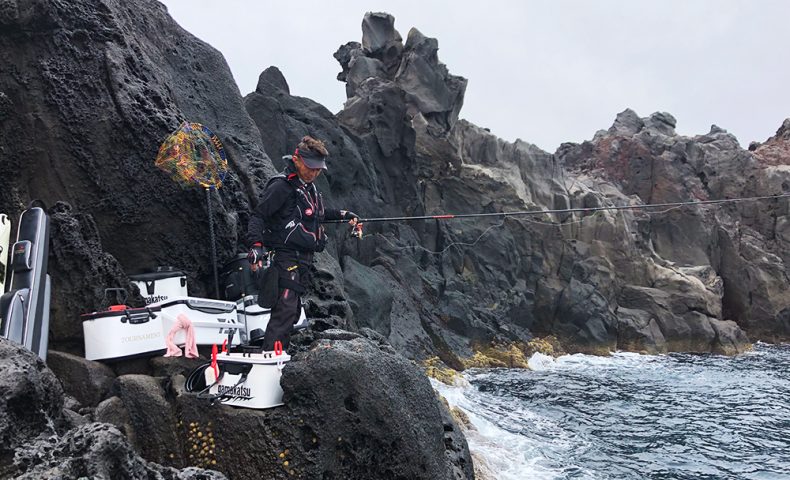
[299,150,328,170]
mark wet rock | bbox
[710,319,751,355]
[554,278,618,354]
[619,286,710,351]
[46,350,116,407]
[616,307,667,354]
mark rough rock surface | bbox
[0,339,223,478]
[4,0,775,367]
[14,423,226,479]
[168,334,471,479]
[36,333,472,479]
[0,0,274,352]
[279,335,472,479]
[46,350,116,408]
[0,339,63,474]
[3,2,790,478]
[246,12,786,357]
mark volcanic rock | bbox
[13,422,226,479]
[0,0,275,352]
[0,339,224,478]
[361,12,404,76]
[113,374,183,467]
[0,338,63,473]
[102,334,473,479]
[46,350,116,407]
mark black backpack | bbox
[219,253,258,301]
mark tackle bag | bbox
[0,205,51,360]
[219,254,257,301]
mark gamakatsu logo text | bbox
[144,295,168,305]
[218,384,252,398]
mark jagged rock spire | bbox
[334,12,467,135]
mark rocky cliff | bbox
[2,0,789,477]
[245,13,789,360]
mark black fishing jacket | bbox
[246,162,342,253]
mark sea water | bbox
[433,343,790,480]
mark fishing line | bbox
[326,192,790,224]
[373,218,508,256]
[331,193,789,255]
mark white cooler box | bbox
[209,351,290,409]
[236,295,309,336]
[82,297,244,361]
[129,268,188,305]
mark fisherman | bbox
[246,136,358,351]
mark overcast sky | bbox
[159,1,790,153]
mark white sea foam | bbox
[432,344,790,479]
[432,351,666,479]
[527,352,555,371]
[433,377,570,480]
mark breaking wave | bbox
[433,343,790,479]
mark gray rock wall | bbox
[0,0,273,348]
[246,12,788,357]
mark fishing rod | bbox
[324,192,790,225]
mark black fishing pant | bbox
[262,250,312,351]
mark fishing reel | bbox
[350,222,364,239]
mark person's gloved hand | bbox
[247,243,267,266]
[341,210,360,225]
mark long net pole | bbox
[206,187,219,298]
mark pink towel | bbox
[164,313,199,358]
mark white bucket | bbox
[82,307,165,360]
[209,351,290,409]
[82,297,244,361]
[129,270,188,305]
